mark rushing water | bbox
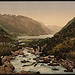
[10,48,75,74]
[17,34,53,39]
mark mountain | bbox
[47,25,62,35]
[38,22,52,34]
[31,17,75,58]
[0,25,12,42]
[54,17,75,38]
[0,14,51,36]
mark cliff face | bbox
[0,14,51,36]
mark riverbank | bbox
[0,47,75,74]
[0,47,40,74]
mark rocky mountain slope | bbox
[28,17,75,59]
[0,14,51,36]
[0,25,12,42]
[54,17,75,38]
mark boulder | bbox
[26,47,34,50]
[5,67,13,74]
[31,51,35,54]
[39,57,44,60]
[51,68,59,71]
[39,56,52,61]
[58,58,65,63]
[64,69,73,72]
[43,59,50,63]
[12,52,19,56]
[18,70,27,74]
[48,63,60,66]
[7,56,15,61]
[60,60,73,69]
[23,55,26,57]
[19,51,24,55]
[2,56,8,64]
[49,55,54,58]
[21,60,30,63]
[4,61,15,70]
[28,58,31,60]
[52,60,58,63]
[18,48,24,51]
[27,51,31,53]
[0,66,6,74]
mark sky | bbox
[0,1,75,27]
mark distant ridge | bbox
[0,14,51,36]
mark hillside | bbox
[0,14,51,36]
[54,17,75,38]
[0,25,13,42]
[47,25,62,35]
[27,17,75,59]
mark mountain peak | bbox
[0,14,51,36]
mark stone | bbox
[2,56,8,64]
[5,67,13,74]
[31,51,35,54]
[26,47,34,50]
[4,61,15,70]
[51,68,59,71]
[64,69,73,72]
[0,66,6,74]
[19,51,24,55]
[27,51,31,53]
[21,60,30,63]
[8,56,15,61]
[49,55,54,58]
[43,59,50,63]
[48,63,60,66]
[23,55,26,57]
[18,70,27,74]
[18,49,24,51]
[28,58,31,60]
[52,60,58,63]
[33,58,37,60]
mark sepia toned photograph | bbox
[0,1,75,74]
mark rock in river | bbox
[48,63,60,66]
[21,60,30,63]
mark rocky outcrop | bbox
[59,59,73,72]
[0,47,25,74]
[11,50,24,56]
[2,56,14,64]
[0,61,15,74]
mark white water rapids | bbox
[10,48,75,74]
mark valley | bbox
[0,14,75,74]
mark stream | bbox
[10,48,75,74]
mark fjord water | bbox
[17,34,53,39]
[10,48,75,74]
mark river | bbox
[17,34,53,39]
[10,48,75,74]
